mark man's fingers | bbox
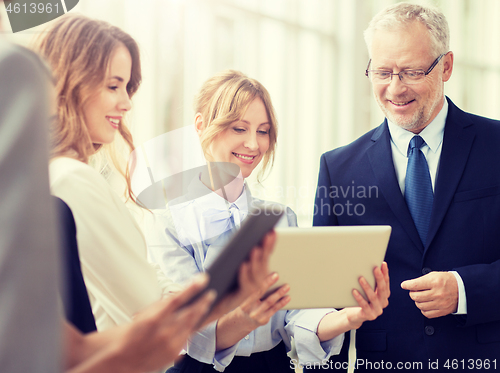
[414,299,437,312]
[404,272,458,317]
[420,305,446,318]
[408,289,432,302]
[401,275,431,291]
[401,278,417,290]
[402,272,452,291]
[421,309,447,319]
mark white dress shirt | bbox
[387,98,467,314]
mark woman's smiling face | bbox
[208,98,271,178]
[83,43,132,145]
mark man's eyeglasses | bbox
[365,53,446,85]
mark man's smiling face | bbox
[370,21,451,133]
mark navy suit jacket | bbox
[313,98,500,371]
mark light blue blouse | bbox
[144,177,343,372]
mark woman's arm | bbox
[143,209,202,286]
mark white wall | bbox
[3,0,499,225]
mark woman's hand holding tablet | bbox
[316,262,390,341]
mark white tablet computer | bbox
[269,225,391,309]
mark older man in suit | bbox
[310,3,500,372]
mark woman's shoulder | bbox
[49,157,112,203]
[50,157,104,185]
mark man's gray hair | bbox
[364,2,450,58]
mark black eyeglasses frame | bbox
[365,53,447,84]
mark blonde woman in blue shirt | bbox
[146,70,390,373]
[34,15,277,371]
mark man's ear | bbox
[442,51,454,82]
[194,113,204,137]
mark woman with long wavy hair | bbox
[35,14,273,348]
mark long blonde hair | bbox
[35,14,141,201]
[194,70,278,180]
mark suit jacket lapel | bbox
[367,121,424,252]
[425,98,476,252]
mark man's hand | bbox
[401,271,458,318]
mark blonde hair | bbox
[35,14,141,201]
[194,70,278,180]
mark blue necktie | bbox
[405,136,433,245]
